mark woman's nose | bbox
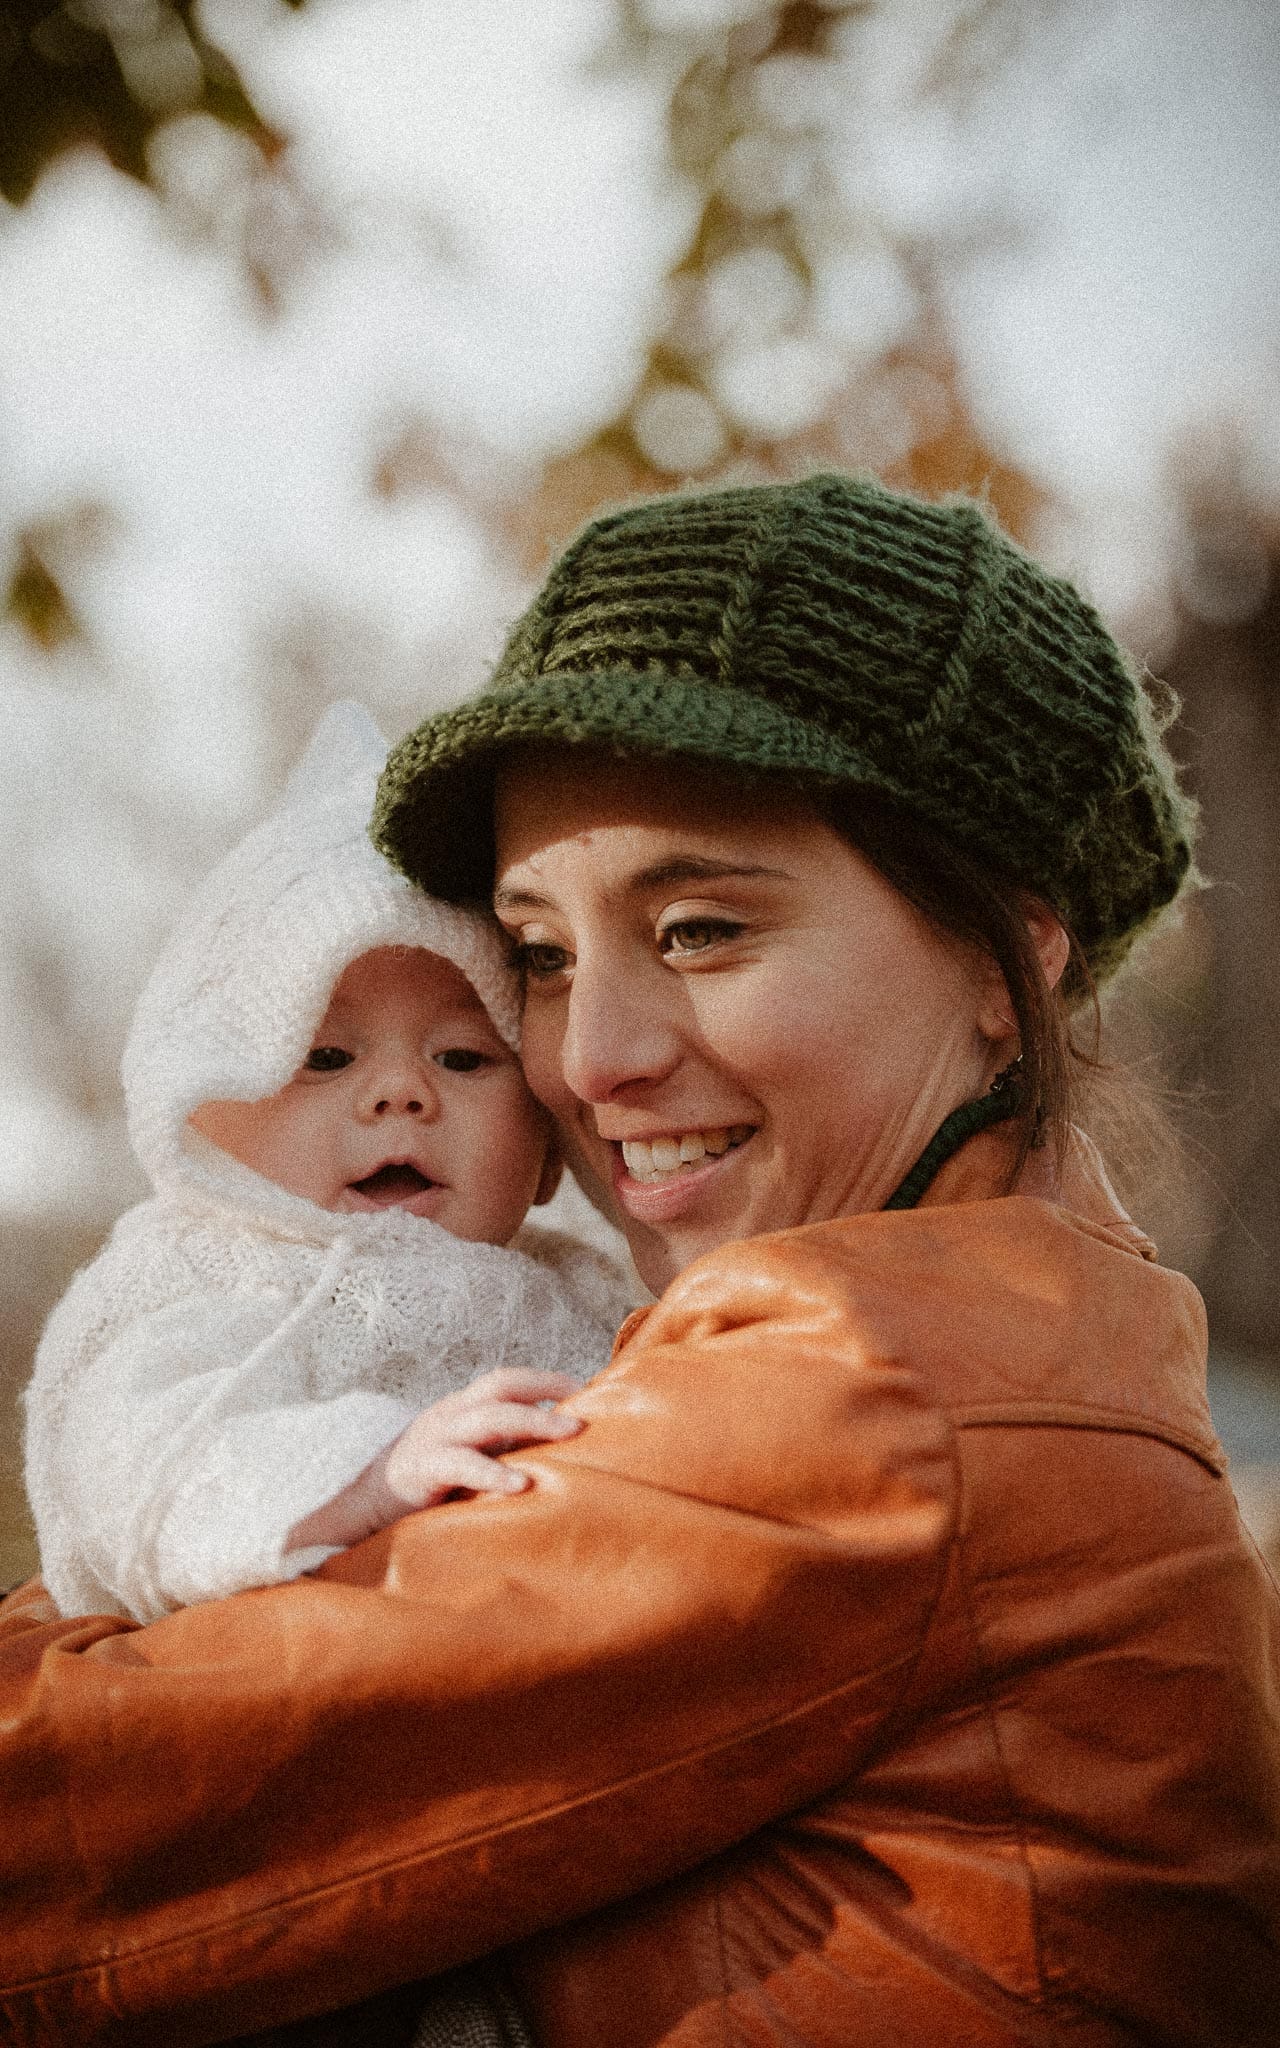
[558,955,682,1103]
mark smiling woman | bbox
[1,474,1278,2048]
[493,748,1034,1293]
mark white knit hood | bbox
[123,702,521,1204]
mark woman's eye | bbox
[434,1047,487,1073]
[659,918,742,958]
[514,941,571,982]
[303,1046,353,1072]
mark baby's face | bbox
[190,947,552,1245]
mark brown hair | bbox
[817,790,1098,1189]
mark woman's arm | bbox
[0,1226,957,2047]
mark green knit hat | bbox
[372,471,1195,982]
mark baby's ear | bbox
[533,1139,563,1207]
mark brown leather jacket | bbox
[1,1130,1278,2046]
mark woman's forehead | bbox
[492,747,819,877]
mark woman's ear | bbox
[976,900,1070,1041]
[533,1138,564,1207]
[1025,900,1070,993]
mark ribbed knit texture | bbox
[411,1969,534,2048]
[883,1086,1020,1211]
[373,472,1196,981]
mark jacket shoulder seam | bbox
[948,1401,1223,1475]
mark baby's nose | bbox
[360,1060,436,1120]
[374,1089,423,1116]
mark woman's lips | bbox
[609,1124,756,1219]
[619,1124,755,1184]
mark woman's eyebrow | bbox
[633,856,793,888]
[493,883,553,911]
[494,857,791,912]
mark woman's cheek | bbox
[694,974,799,1087]
[517,1004,570,1115]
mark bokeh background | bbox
[3,0,1280,1587]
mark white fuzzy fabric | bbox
[123,700,524,1203]
[24,704,633,1623]
[25,1196,625,1623]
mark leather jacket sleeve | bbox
[0,1229,956,2047]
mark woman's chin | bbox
[610,1132,762,1283]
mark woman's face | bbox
[494,751,1013,1294]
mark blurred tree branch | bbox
[1,0,312,645]
[0,0,295,201]
[6,535,79,647]
[500,0,1044,571]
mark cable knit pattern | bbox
[25,1197,625,1622]
[24,703,634,1622]
[372,472,1197,982]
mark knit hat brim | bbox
[374,472,1197,984]
[374,668,890,903]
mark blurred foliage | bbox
[0,0,291,201]
[6,0,1044,633]
[1,0,309,644]
[503,0,1042,572]
[1165,498,1280,1349]
[6,535,79,647]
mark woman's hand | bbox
[284,1367,583,1554]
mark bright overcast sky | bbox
[0,0,1277,1217]
[919,0,1280,622]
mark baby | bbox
[25,704,632,1623]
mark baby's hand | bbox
[284,1369,582,1556]
[383,1367,583,1509]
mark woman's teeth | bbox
[621,1126,753,1184]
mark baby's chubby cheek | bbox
[187,1092,323,1205]
[188,1097,262,1169]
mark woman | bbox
[2,472,1277,2047]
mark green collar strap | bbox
[883,1088,1021,1212]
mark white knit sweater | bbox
[24,705,634,1623]
[26,1181,626,1623]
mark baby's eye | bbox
[513,941,571,982]
[304,1046,353,1072]
[434,1047,488,1073]
[659,917,742,958]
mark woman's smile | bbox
[608,1123,757,1220]
[616,1123,756,1185]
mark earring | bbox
[988,1053,1024,1096]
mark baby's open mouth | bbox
[348,1163,437,1205]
